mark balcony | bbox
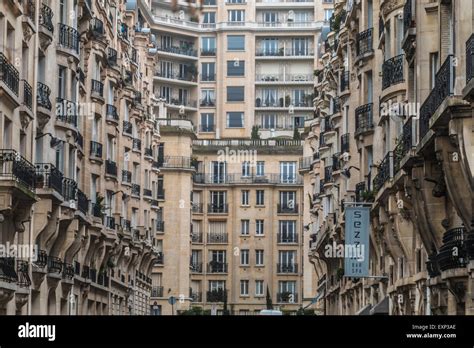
[47,256,63,274]
[356,28,373,57]
[207,232,228,244]
[144,147,153,158]
[190,291,202,302]
[207,204,229,214]
[157,189,165,200]
[143,188,152,198]
[34,250,48,269]
[118,22,129,41]
[155,70,197,84]
[131,184,140,197]
[467,34,474,84]
[0,53,19,98]
[36,82,52,111]
[132,138,142,152]
[200,98,216,107]
[20,79,33,111]
[277,233,298,244]
[277,204,299,214]
[121,170,131,184]
[373,152,394,192]
[256,47,314,58]
[156,45,197,58]
[105,160,118,177]
[35,163,63,195]
[107,47,118,67]
[123,120,132,135]
[277,263,298,273]
[207,289,227,302]
[39,4,54,33]
[437,227,468,272]
[120,218,131,232]
[151,286,164,298]
[0,258,17,283]
[77,189,88,215]
[90,18,105,37]
[158,156,196,170]
[166,98,197,109]
[58,23,80,54]
[105,216,115,230]
[193,173,303,185]
[91,79,104,98]
[299,156,312,171]
[62,177,77,202]
[62,262,74,280]
[191,232,203,243]
[403,0,414,35]
[200,73,216,82]
[201,48,216,56]
[17,260,31,287]
[89,141,102,159]
[355,103,374,135]
[207,262,228,273]
[56,98,78,127]
[0,149,36,191]
[382,54,404,90]
[190,261,203,273]
[419,55,455,140]
[277,292,298,303]
[255,74,313,84]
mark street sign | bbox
[168,296,176,305]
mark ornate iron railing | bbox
[0,149,36,190]
[0,53,19,96]
[356,28,373,56]
[355,103,374,134]
[382,54,405,90]
[58,23,79,53]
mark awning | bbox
[370,296,389,315]
[356,303,372,315]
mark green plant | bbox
[285,95,291,106]
[266,286,273,310]
[361,190,376,202]
[251,125,260,140]
[293,128,301,140]
[94,194,105,218]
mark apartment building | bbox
[303,0,473,315]
[0,0,161,315]
[136,0,333,314]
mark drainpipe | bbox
[426,286,431,315]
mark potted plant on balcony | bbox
[278,47,284,56]
[255,97,261,107]
[251,125,260,140]
[293,128,301,140]
[285,95,291,107]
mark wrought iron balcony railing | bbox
[131,184,140,197]
[132,138,142,152]
[207,289,227,302]
[190,262,203,273]
[58,23,79,53]
[121,170,131,183]
[37,82,52,110]
[356,28,373,56]
[208,204,229,214]
[123,120,132,135]
[190,291,202,302]
[277,233,298,244]
[21,79,32,110]
[56,98,78,126]
[0,53,19,96]
[90,18,105,37]
[340,70,350,92]
[0,149,36,190]
[106,104,119,121]
[191,232,203,243]
[35,163,63,194]
[90,141,102,158]
[207,262,228,273]
[107,47,117,66]
[40,4,54,33]
[341,133,350,153]
[437,227,468,271]
[419,55,455,139]
[62,263,74,280]
[151,286,164,297]
[277,204,299,214]
[143,188,152,197]
[0,258,17,283]
[105,216,115,230]
[207,233,228,243]
[157,156,195,169]
[76,189,88,214]
[382,54,404,90]
[192,203,203,213]
[299,157,312,170]
[105,160,117,176]
[403,0,414,34]
[355,103,374,135]
[277,263,298,273]
[34,250,48,268]
[47,256,63,274]
[156,45,197,57]
[467,34,474,83]
[156,221,165,233]
[277,292,298,303]
[91,79,104,97]
[373,152,394,191]
[17,260,31,287]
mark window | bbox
[210,191,227,208]
[209,280,225,292]
[280,162,296,183]
[256,190,265,206]
[58,65,67,99]
[211,161,226,183]
[429,52,439,90]
[256,220,264,235]
[200,113,214,132]
[226,112,244,128]
[227,0,245,3]
[255,280,264,296]
[227,86,244,102]
[240,280,249,296]
[263,12,278,25]
[201,62,215,81]
[241,250,249,266]
[256,161,265,176]
[241,220,250,235]
[202,12,216,24]
[201,37,216,55]
[242,162,251,177]
[280,191,296,208]
[261,89,277,107]
[324,9,334,22]
[278,281,296,301]
[241,190,249,205]
[279,221,297,243]
[292,38,309,56]
[203,0,216,5]
[227,60,245,76]
[228,10,245,22]
[262,38,278,55]
[260,115,276,129]
[201,89,215,106]
[227,35,245,51]
[256,250,264,266]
